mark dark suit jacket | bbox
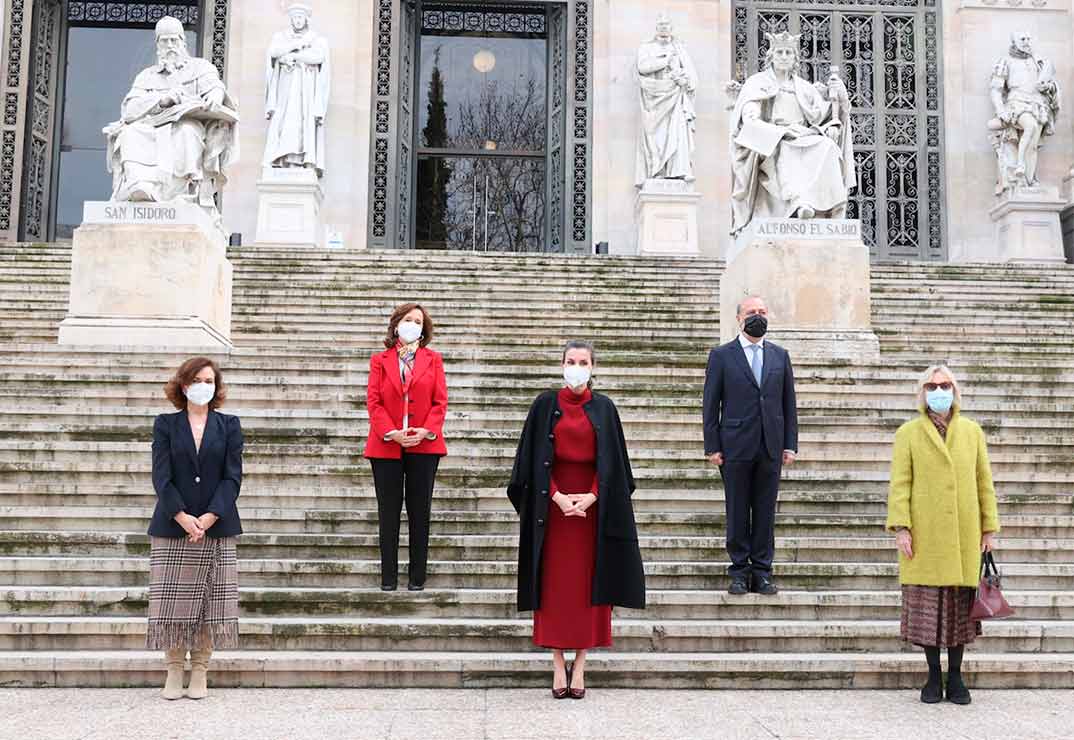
[364,346,449,459]
[702,338,798,461]
[149,410,244,538]
[507,390,646,611]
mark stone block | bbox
[635,179,702,256]
[57,200,233,348]
[988,186,1068,263]
[721,219,878,362]
[255,167,325,248]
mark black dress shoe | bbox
[407,583,425,592]
[752,575,778,595]
[920,673,943,704]
[728,577,749,595]
[945,673,971,705]
[380,584,397,592]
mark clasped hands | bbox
[387,427,431,449]
[552,491,597,518]
[174,511,219,543]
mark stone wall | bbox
[222,0,374,250]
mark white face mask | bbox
[563,364,591,389]
[185,382,215,406]
[397,320,422,344]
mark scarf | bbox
[396,339,420,387]
[927,409,951,440]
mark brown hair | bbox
[164,357,227,410]
[562,340,596,389]
[382,303,434,349]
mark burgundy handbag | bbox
[969,551,1015,620]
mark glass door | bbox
[413,3,548,251]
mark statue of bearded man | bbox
[104,16,239,210]
[728,32,855,235]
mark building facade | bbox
[2,0,1073,260]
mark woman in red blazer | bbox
[364,302,448,591]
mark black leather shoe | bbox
[728,577,749,595]
[945,673,971,705]
[920,674,943,704]
[407,583,425,592]
[380,584,397,592]
[752,575,778,595]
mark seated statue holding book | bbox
[104,16,239,211]
[726,32,855,235]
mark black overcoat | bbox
[506,389,646,612]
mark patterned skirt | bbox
[147,535,239,650]
[900,585,981,648]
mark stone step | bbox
[0,508,1069,539]
[7,586,1072,620]
[3,650,1072,689]
[3,556,1071,590]
[4,616,1072,653]
[1,530,1068,565]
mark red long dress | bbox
[532,386,613,649]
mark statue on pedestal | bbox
[635,13,698,185]
[725,32,855,235]
[988,31,1061,194]
[103,16,239,211]
[264,3,331,176]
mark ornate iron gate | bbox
[733,0,946,260]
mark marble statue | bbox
[264,2,331,175]
[726,32,855,235]
[103,16,239,211]
[988,31,1061,194]
[635,13,698,185]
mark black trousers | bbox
[720,450,782,580]
[369,453,440,587]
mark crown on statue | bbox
[764,31,801,52]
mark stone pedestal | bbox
[988,186,1068,263]
[721,219,879,362]
[255,167,325,247]
[635,179,702,256]
[58,201,233,348]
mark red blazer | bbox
[364,346,448,459]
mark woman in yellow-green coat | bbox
[886,364,1000,707]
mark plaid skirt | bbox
[147,535,239,650]
[900,585,981,648]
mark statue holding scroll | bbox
[726,32,855,235]
[103,16,239,211]
[635,13,698,185]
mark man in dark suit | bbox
[703,295,798,595]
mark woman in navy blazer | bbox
[148,357,243,701]
[364,302,448,591]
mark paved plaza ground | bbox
[4,688,1070,740]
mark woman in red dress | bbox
[508,341,645,700]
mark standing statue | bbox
[103,16,239,211]
[988,31,1061,194]
[264,3,331,176]
[635,13,698,185]
[726,32,855,235]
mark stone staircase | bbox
[0,242,1072,689]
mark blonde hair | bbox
[916,364,962,410]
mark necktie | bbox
[750,344,763,386]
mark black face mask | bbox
[743,314,768,338]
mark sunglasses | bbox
[924,382,953,392]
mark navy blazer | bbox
[149,410,244,538]
[702,338,798,461]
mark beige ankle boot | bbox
[161,649,186,700]
[187,648,212,700]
